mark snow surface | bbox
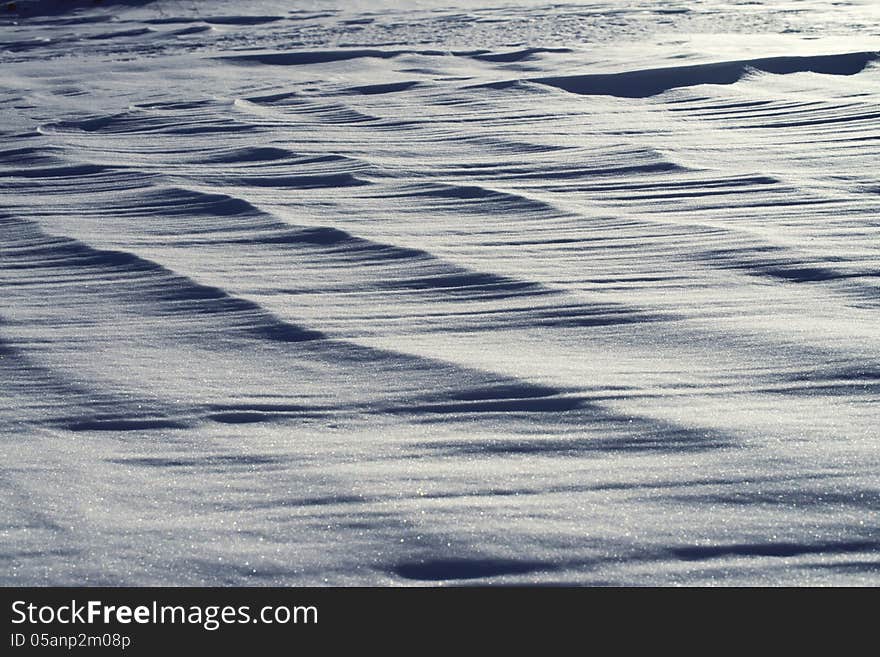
[1,0,878,585]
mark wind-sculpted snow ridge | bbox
[483,51,880,98]
[1,0,879,586]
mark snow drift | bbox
[1,0,878,586]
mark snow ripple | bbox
[1,0,878,586]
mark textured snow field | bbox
[1,0,878,585]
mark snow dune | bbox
[1,0,878,585]
[495,51,880,97]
